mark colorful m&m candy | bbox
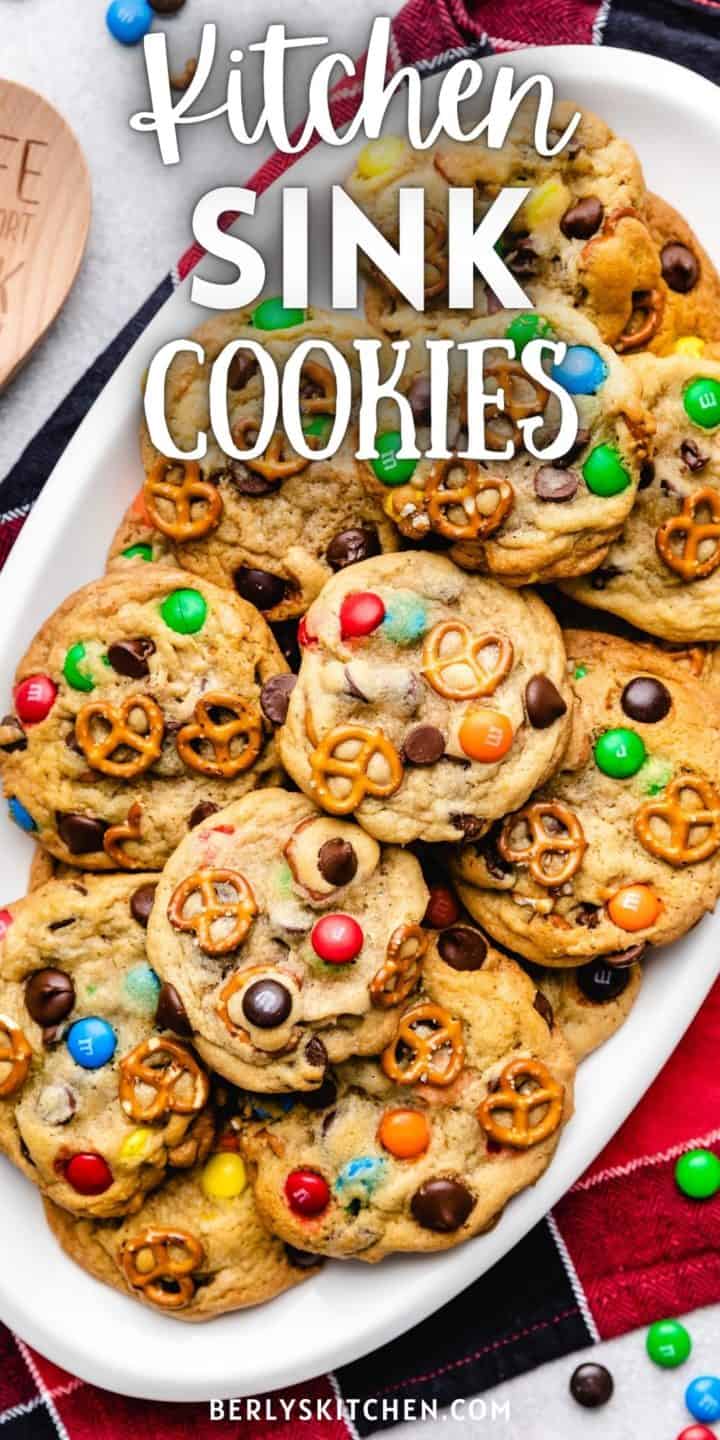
[594,727,647,778]
[67,1017,117,1070]
[459,709,513,763]
[14,675,57,723]
[285,1169,330,1217]
[311,914,363,963]
[64,1152,113,1196]
[607,884,661,931]
[106,0,153,44]
[685,1376,720,1424]
[252,297,305,331]
[378,1108,431,1159]
[551,345,607,395]
[340,592,385,639]
[583,443,631,497]
[371,432,418,486]
[683,377,720,429]
[160,588,207,634]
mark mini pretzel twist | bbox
[499,802,587,886]
[103,802,143,869]
[369,923,428,1009]
[119,1036,209,1122]
[425,459,514,541]
[484,359,549,451]
[143,459,223,541]
[75,695,164,778]
[176,693,263,778]
[478,1058,564,1149]
[421,620,514,701]
[656,487,720,581]
[121,1228,205,1310]
[300,360,337,415]
[0,1015,31,1097]
[634,774,720,865]
[616,288,665,353]
[310,724,404,815]
[232,418,309,481]
[381,1001,465,1086]
[168,868,257,955]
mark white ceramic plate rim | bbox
[0,44,718,1403]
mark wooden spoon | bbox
[0,80,91,390]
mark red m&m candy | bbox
[14,675,57,725]
[677,1428,717,1440]
[0,909,12,941]
[298,616,317,647]
[285,1168,330,1217]
[340,592,385,639]
[423,885,460,929]
[311,913,363,963]
[64,1152,113,1195]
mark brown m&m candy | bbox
[129,883,157,928]
[525,676,568,729]
[411,1177,475,1232]
[155,982,192,1037]
[437,926,487,971]
[576,960,631,1004]
[233,566,289,611]
[317,837,358,887]
[260,674,296,726]
[620,676,671,723]
[569,1362,614,1408]
[242,978,293,1029]
[560,196,604,239]
[661,242,699,293]
[326,527,380,571]
[25,968,75,1026]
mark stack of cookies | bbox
[1,98,720,1321]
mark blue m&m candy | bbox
[335,1156,387,1203]
[551,345,608,395]
[686,1376,720,1424]
[8,797,36,833]
[67,1017,117,1070]
[106,0,153,45]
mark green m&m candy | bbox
[63,642,95,693]
[675,1147,720,1199]
[252,297,305,331]
[303,415,332,442]
[160,588,207,635]
[583,444,631,497]
[683,376,720,429]
[121,543,153,562]
[505,313,553,356]
[594,727,646,778]
[371,431,418,486]
[646,1319,692,1369]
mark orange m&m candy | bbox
[378,1108,431,1160]
[458,708,513,763]
[132,488,151,524]
[607,884,662,932]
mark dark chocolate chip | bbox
[305,1035,328,1069]
[411,1177,475,1232]
[569,1363,614,1409]
[525,675,568,729]
[188,801,219,830]
[107,638,155,679]
[0,715,27,752]
[130,883,157,928]
[326,527,380,571]
[575,903,601,929]
[242,978,293,1029]
[639,460,656,489]
[533,990,554,1029]
[560,196,604,240]
[661,241,699,294]
[56,812,107,855]
[227,349,258,390]
[505,239,537,276]
[233,566,288,611]
[407,376,432,425]
[590,565,623,590]
[303,1074,338,1111]
[621,675,671,724]
[224,462,282,496]
[604,942,647,968]
[156,982,193,1037]
[680,439,708,472]
[451,814,485,841]
[284,1244,321,1270]
[576,961,631,1004]
[437,926,487,971]
[534,466,580,502]
[25,969,75,1026]
[402,724,445,765]
[317,837,357,887]
[260,674,296,726]
[149,0,186,12]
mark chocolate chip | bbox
[260,673,296,726]
[317,837,357,887]
[451,814,485,841]
[303,1074,338,1111]
[284,1244,321,1270]
[130,883,157,928]
[233,566,288,611]
[604,942,647,968]
[402,724,445,765]
[534,466,580,503]
[569,1363,614,1409]
[437,926,487,971]
[188,801,219,830]
[223,462,282,496]
[621,675,671,724]
[156,982,193,1037]
[477,822,513,879]
[534,991,554,1029]
[525,675,568,730]
[680,439,708,472]
[661,241,699,294]
[574,903,601,929]
[505,238,537,276]
[326,527,380,571]
[271,621,301,674]
[56,812,107,855]
[576,961,631,1004]
[242,978,293,1029]
[0,715,27,752]
[411,1177,475,1232]
[639,461,656,489]
[560,196,604,240]
[25,969,75,1026]
[590,565,623,590]
[407,376,432,425]
[149,0,186,12]
[107,638,155,679]
[227,350,258,390]
[305,1035,328,1069]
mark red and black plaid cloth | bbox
[2,0,720,1433]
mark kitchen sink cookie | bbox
[366,302,651,584]
[0,875,212,1217]
[0,567,286,870]
[347,102,663,351]
[147,788,429,1092]
[131,305,398,621]
[526,956,642,1061]
[451,630,720,964]
[45,1125,318,1320]
[242,930,575,1260]
[562,354,720,640]
[279,552,573,844]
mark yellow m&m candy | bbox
[119,1128,153,1163]
[357,137,408,179]
[523,178,571,230]
[201,1152,247,1199]
[674,336,705,357]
